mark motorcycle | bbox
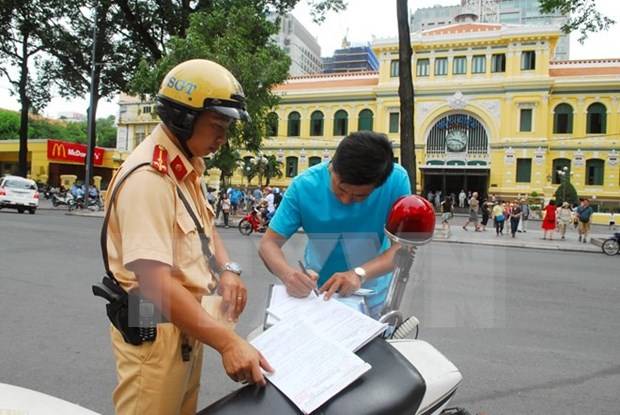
[238,207,269,235]
[68,194,103,212]
[601,232,620,256]
[51,191,74,208]
[201,195,469,415]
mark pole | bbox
[84,2,98,209]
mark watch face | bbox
[225,262,242,274]
[446,130,467,152]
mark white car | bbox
[0,175,39,214]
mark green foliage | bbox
[530,191,540,197]
[0,109,116,146]
[129,2,290,152]
[0,109,20,140]
[262,154,283,186]
[554,181,579,207]
[205,144,242,186]
[538,0,616,42]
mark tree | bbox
[262,155,283,186]
[396,0,416,194]
[554,181,579,207]
[0,0,55,176]
[538,0,616,42]
[205,144,242,187]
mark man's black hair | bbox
[331,131,394,186]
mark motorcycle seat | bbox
[198,337,426,415]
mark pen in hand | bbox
[297,260,320,297]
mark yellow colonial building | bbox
[117,23,620,203]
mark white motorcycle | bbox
[200,195,469,415]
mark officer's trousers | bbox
[110,324,203,415]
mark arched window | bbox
[287,111,300,137]
[553,103,573,134]
[333,110,348,136]
[358,109,374,131]
[308,156,322,167]
[552,158,571,184]
[310,110,324,136]
[587,103,606,134]
[585,159,604,186]
[286,156,298,177]
[266,112,278,137]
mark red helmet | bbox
[385,195,435,246]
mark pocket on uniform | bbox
[174,210,202,265]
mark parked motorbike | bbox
[51,191,74,208]
[238,207,269,235]
[201,195,469,415]
[68,194,103,212]
[601,232,620,256]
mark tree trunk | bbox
[397,0,416,194]
[18,31,30,178]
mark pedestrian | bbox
[221,193,231,228]
[441,196,453,234]
[480,200,490,231]
[462,192,480,231]
[509,200,522,238]
[434,190,442,209]
[258,131,411,318]
[458,189,466,208]
[542,199,557,240]
[428,190,435,204]
[610,211,617,231]
[99,59,272,414]
[492,202,505,236]
[519,198,530,232]
[576,198,594,243]
[252,186,263,204]
[557,201,573,240]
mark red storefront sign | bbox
[47,139,105,166]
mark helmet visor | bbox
[209,105,251,122]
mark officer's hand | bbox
[320,270,361,300]
[282,268,318,298]
[219,272,247,322]
[221,337,274,386]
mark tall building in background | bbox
[271,13,322,76]
[411,0,570,60]
[322,37,379,73]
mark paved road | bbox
[1,209,619,414]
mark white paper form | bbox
[268,292,387,352]
[251,318,371,415]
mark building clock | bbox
[445,130,467,152]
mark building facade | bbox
[270,13,322,76]
[114,23,620,203]
[411,0,570,60]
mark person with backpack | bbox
[576,198,594,243]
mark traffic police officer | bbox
[104,59,272,414]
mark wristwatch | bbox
[353,266,367,285]
[222,262,242,276]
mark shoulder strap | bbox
[175,187,220,279]
[100,163,151,280]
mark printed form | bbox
[267,288,387,352]
[251,318,371,414]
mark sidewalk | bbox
[435,215,608,253]
[46,199,610,253]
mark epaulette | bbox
[151,144,169,174]
[170,155,188,181]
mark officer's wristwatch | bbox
[222,262,242,276]
[353,266,367,285]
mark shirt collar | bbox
[152,125,203,181]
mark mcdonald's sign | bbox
[47,139,105,166]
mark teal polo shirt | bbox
[269,162,411,312]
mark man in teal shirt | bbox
[258,131,411,317]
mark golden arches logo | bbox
[51,142,67,158]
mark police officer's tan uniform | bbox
[105,124,216,415]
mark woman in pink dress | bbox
[542,200,557,240]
